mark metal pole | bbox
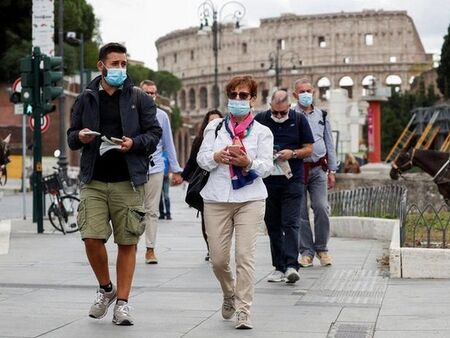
[275,41,281,88]
[31,47,44,233]
[80,32,84,92]
[57,0,68,173]
[212,10,219,108]
[21,114,26,220]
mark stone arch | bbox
[199,87,208,109]
[259,81,269,105]
[317,77,331,100]
[188,88,196,110]
[386,74,402,93]
[179,89,186,111]
[361,75,376,96]
[385,74,402,85]
[339,76,354,98]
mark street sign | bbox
[12,78,23,114]
[29,115,50,133]
[12,78,22,93]
[14,104,24,115]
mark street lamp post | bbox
[66,32,85,92]
[198,0,245,108]
[268,39,301,89]
[57,0,67,173]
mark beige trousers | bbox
[204,200,265,314]
[143,172,164,248]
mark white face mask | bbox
[271,114,289,123]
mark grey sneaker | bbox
[267,269,285,282]
[112,301,134,326]
[222,296,236,319]
[89,285,117,319]
[235,311,253,329]
[285,267,300,284]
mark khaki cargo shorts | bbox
[77,180,146,245]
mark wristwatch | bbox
[292,150,298,159]
[244,159,253,172]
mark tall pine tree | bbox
[437,22,450,98]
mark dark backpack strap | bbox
[132,86,142,114]
[215,120,224,138]
[321,110,328,126]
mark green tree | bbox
[55,0,99,75]
[0,0,98,83]
[153,70,182,97]
[0,0,32,83]
[437,22,450,98]
[381,79,440,159]
[170,106,183,133]
[127,66,182,100]
[127,64,154,86]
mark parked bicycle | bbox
[42,171,80,234]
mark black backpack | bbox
[185,120,223,212]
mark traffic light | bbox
[41,55,63,114]
[20,56,34,105]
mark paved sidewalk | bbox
[1,185,450,337]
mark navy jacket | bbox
[67,75,162,186]
[254,109,314,184]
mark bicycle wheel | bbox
[48,202,64,233]
[48,195,80,234]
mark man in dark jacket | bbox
[67,42,162,326]
[255,90,313,284]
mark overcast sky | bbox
[86,0,450,69]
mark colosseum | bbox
[155,10,432,164]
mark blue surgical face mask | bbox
[102,63,127,87]
[298,92,313,107]
[228,99,250,117]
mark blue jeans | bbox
[265,179,304,272]
[159,175,171,217]
[299,167,330,257]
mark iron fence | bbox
[328,185,407,220]
[401,203,450,248]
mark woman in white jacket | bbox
[197,75,273,330]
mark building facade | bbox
[156,10,432,164]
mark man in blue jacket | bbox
[293,78,338,268]
[67,43,162,326]
[140,80,183,264]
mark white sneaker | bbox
[112,301,134,326]
[285,267,300,284]
[267,270,285,282]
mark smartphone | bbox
[228,145,241,156]
[111,137,124,144]
[82,130,100,136]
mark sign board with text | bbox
[32,0,55,56]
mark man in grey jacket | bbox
[293,78,338,268]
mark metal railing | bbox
[329,185,407,220]
[401,203,450,248]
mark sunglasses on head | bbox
[228,91,251,100]
[272,110,289,117]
